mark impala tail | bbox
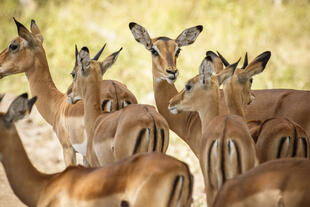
[132,112,168,155]
[168,164,193,207]
[277,135,309,159]
[207,138,242,191]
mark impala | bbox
[0,93,193,207]
[129,22,203,156]
[0,18,136,166]
[66,45,137,112]
[213,158,310,207]
[129,23,310,159]
[248,118,310,163]
[217,52,310,163]
[68,46,169,166]
[168,51,274,206]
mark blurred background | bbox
[0,0,310,206]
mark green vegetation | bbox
[1,0,310,98]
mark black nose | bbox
[166,69,178,75]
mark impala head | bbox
[218,51,271,105]
[67,45,122,104]
[168,54,237,114]
[129,22,203,84]
[0,93,36,154]
[0,18,44,78]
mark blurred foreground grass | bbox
[0,0,310,206]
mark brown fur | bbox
[0,107,192,206]
[213,158,310,207]
[69,48,169,166]
[0,19,136,166]
[168,56,257,207]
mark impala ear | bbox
[13,18,35,46]
[216,67,234,85]
[100,48,122,75]
[30,19,43,43]
[199,56,213,87]
[175,25,203,47]
[92,43,106,60]
[4,93,36,125]
[206,51,224,73]
[129,22,152,50]
[238,51,271,83]
[78,47,91,75]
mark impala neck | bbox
[1,126,49,207]
[152,62,201,152]
[224,85,245,119]
[197,90,220,132]
[82,78,102,139]
[25,48,64,125]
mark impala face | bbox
[217,51,271,106]
[129,22,203,84]
[0,93,36,153]
[67,46,122,104]
[0,19,44,79]
[168,55,235,114]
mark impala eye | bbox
[71,72,76,79]
[185,84,192,92]
[175,48,181,57]
[249,78,253,84]
[150,48,159,56]
[9,43,19,52]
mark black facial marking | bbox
[121,200,129,207]
[150,48,159,56]
[175,48,181,57]
[157,36,171,41]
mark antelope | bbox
[67,46,169,166]
[0,93,193,207]
[216,52,310,163]
[213,158,310,207]
[129,23,310,159]
[168,52,272,206]
[66,45,137,112]
[248,118,310,163]
[0,18,136,166]
[129,22,203,156]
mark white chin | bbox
[166,78,176,84]
[169,108,179,114]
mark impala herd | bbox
[0,18,309,207]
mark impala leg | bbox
[83,156,90,167]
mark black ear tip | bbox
[206,51,217,58]
[13,17,23,28]
[31,19,36,25]
[257,51,272,68]
[20,93,28,99]
[196,25,203,32]
[81,46,89,53]
[206,55,212,62]
[32,96,38,102]
[118,47,123,53]
[129,22,136,29]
